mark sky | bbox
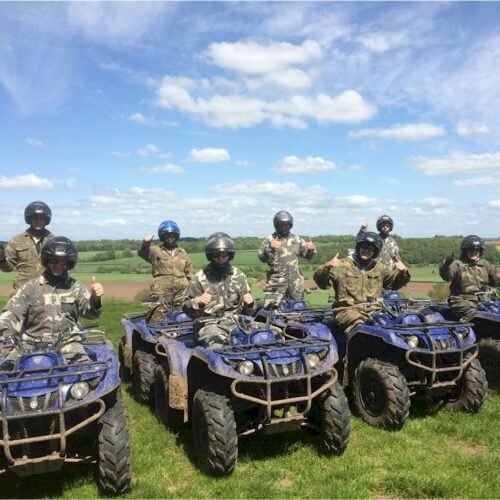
[1,1,500,241]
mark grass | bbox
[0,296,499,498]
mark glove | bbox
[0,241,6,262]
[443,254,454,267]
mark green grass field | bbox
[0,297,499,498]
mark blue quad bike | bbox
[429,289,500,391]
[121,311,351,476]
[259,299,488,430]
[0,329,131,494]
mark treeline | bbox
[74,235,500,265]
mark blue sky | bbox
[1,1,500,241]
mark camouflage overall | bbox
[314,257,410,334]
[139,241,193,322]
[439,257,499,319]
[258,232,316,307]
[0,272,101,365]
[0,229,53,292]
[182,263,254,348]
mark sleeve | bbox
[383,267,411,290]
[138,240,152,263]
[0,287,30,336]
[313,265,332,290]
[75,282,102,320]
[0,239,16,272]
[240,275,255,315]
[258,236,274,263]
[298,236,317,260]
[182,278,206,318]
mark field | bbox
[0,297,499,498]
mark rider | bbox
[0,237,104,366]
[138,219,193,321]
[358,215,400,268]
[314,231,410,334]
[258,210,316,308]
[182,234,255,348]
[439,235,499,320]
[0,201,54,293]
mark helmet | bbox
[205,235,235,262]
[460,235,485,257]
[207,231,231,241]
[273,210,293,235]
[24,201,52,225]
[376,215,394,234]
[158,220,180,241]
[41,237,78,270]
[355,231,383,260]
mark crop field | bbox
[0,297,499,498]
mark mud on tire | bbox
[353,358,410,430]
[133,351,156,406]
[154,363,184,431]
[97,399,132,495]
[478,338,500,390]
[446,358,488,413]
[192,389,237,476]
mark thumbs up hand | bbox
[325,253,341,269]
[271,237,281,249]
[90,276,104,298]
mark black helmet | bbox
[205,235,235,262]
[25,201,52,225]
[207,231,231,241]
[376,215,393,234]
[41,237,78,270]
[355,231,383,260]
[157,220,180,241]
[460,235,485,257]
[273,210,293,235]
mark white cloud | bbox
[334,194,376,207]
[25,136,45,147]
[422,197,450,207]
[0,173,54,189]
[246,69,313,91]
[140,163,184,175]
[488,200,500,209]
[357,31,408,53]
[349,123,445,141]
[211,180,328,199]
[136,144,171,159]
[453,177,498,187]
[276,156,337,174]
[412,152,500,175]
[129,113,150,125]
[205,40,322,75]
[189,148,230,163]
[455,122,492,136]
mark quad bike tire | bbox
[192,389,237,476]
[154,363,184,431]
[478,338,500,390]
[446,358,488,413]
[118,338,131,383]
[308,382,351,455]
[133,351,156,406]
[353,358,410,430]
[97,399,132,495]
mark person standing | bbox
[258,210,316,308]
[358,215,400,267]
[0,201,54,293]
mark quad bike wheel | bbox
[133,351,156,406]
[154,363,184,431]
[478,338,500,390]
[118,338,131,383]
[353,358,410,430]
[308,382,351,455]
[192,389,237,476]
[97,399,132,495]
[446,358,488,413]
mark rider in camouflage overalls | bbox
[358,214,400,268]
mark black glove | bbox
[443,254,454,267]
[0,241,6,262]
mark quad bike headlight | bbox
[406,335,419,348]
[237,360,255,376]
[70,381,90,400]
[307,353,321,369]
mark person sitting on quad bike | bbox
[182,234,255,348]
[439,234,499,320]
[358,214,400,268]
[139,219,193,322]
[313,231,410,334]
[0,236,104,367]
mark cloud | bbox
[453,177,498,187]
[334,194,376,207]
[129,113,151,125]
[412,152,500,175]
[140,163,184,175]
[349,123,445,141]
[0,173,54,189]
[211,180,328,199]
[25,136,45,147]
[455,122,492,136]
[205,40,322,75]
[189,148,230,163]
[488,200,500,209]
[421,197,450,207]
[245,68,313,90]
[276,156,337,174]
[136,144,171,159]
[357,31,408,53]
